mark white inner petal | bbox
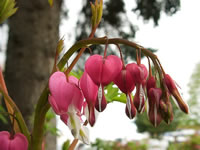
[154,104,157,127]
[78,126,90,145]
[171,96,181,110]
[139,84,144,111]
[98,84,103,111]
[126,95,132,118]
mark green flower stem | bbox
[30,86,50,150]
[0,87,30,142]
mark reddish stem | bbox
[115,44,125,69]
[64,26,97,76]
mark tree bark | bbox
[4,0,62,149]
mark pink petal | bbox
[146,76,156,93]
[127,63,148,84]
[60,114,69,125]
[0,131,10,150]
[101,55,122,85]
[48,71,75,115]
[48,95,61,115]
[0,131,28,150]
[80,71,98,105]
[69,76,79,87]
[85,55,103,85]
[71,86,84,113]
[148,88,162,108]
[10,133,28,150]
[114,67,135,94]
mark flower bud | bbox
[164,74,189,114]
[148,88,162,127]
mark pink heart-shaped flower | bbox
[0,131,28,150]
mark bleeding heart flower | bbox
[85,54,122,112]
[126,63,148,113]
[80,71,98,126]
[0,131,28,150]
[148,88,162,127]
[48,71,89,144]
[114,66,136,119]
[48,71,83,115]
[163,74,189,114]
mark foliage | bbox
[90,138,148,150]
[0,0,17,24]
[0,104,8,124]
[168,134,200,150]
[62,140,70,150]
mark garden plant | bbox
[0,0,189,150]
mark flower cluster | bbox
[48,49,189,144]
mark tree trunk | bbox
[4,0,62,149]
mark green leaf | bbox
[0,0,18,24]
[48,0,53,7]
[105,83,127,104]
[0,105,8,124]
[69,70,83,79]
[0,87,30,142]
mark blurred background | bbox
[0,0,200,150]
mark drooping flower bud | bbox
[125,94,137,119]
[80,71,98,126]
[113,66,136,119]
[126,63,148,113]
[85,54,122,112]
[0,131,28,150]
[133,84,145,113]
[148,88,162,127]
[160,99,173,124]
[164,74,189,114]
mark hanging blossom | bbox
[127,63,148,113]
[0,131,28,150]
[48,71,89,144]
[80,71,99,126]
[113,65,137,119]
[163,74,189,114]
[85,54,122,112]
